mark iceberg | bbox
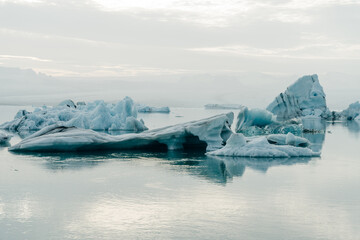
[340,101,360,120]
[58,99,77,108]
[207,133,319,158]
[9,113,234,152]
[235,107,303,136]
[0,97,148,132]
[0,132,12,144]
[204,104,243,110]
[267,74,330,120]
[136,105,170,113]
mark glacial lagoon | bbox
[0,106,359,240]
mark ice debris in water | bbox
[136,105,170,113]
[0,97,148,132]
[339,101,360,121]
[204,104,243,110]
[207,133,319,158]
[235,106,303,136]
[9,113,234,152]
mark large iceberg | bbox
[9,113,234,152]
[136,105,170,113]
[207,133,319,158]
[0,132,12,144]
[235,106,303,136]
[0,97,148,132]
[267,74,330,120]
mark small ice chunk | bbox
[0,132,12,144]
[207,133,319,158]
[58,99,77,108]
[204,104,243,110]
[137,105,170,113]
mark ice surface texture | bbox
[207,133,319,158]
[10,113,234,152]
[0,97,148,132]
[267,74,329,120]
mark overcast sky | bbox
[0,0,359,108]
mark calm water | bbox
[0,106,359,240]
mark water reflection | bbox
[201,156,314,183]
[303,133,325,152]
[339,121,360,137]
[11,150,319,184]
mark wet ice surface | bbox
[1,106,360,240]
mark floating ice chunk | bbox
[204,104,243,110]
[0,132,12,144]
[235,107,303,136]
[58,99,77,108]
[137,105,170,113]
[9,113,234,152]
[0,97,148,132]
[207,133,319,158]
[340,101,360,120]
[236,107,275,131]
[267,74,330,120]
[267,133,310,147]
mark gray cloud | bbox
[0,0,359,107]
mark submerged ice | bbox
[0,97,148,132]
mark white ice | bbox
[136,105,170,113]
[0,97,148,132]
[207,133,319,158]
[9,112,234,152]
[267,74,330,120]
[340,101,360,120]
[267,133,310,147]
